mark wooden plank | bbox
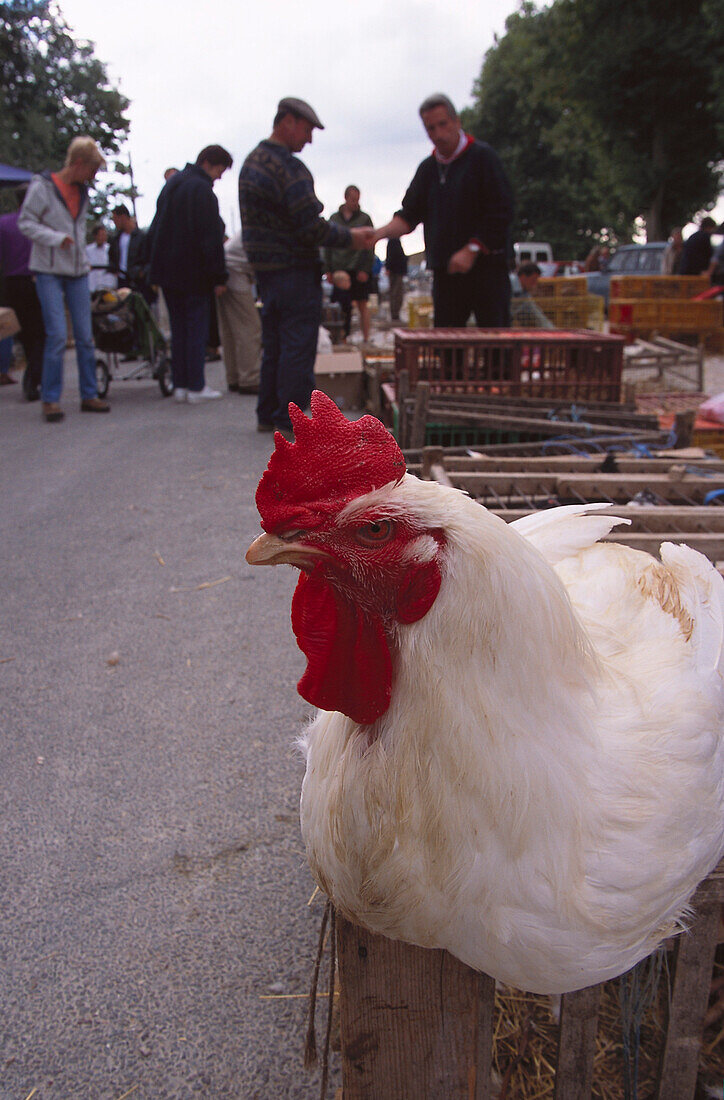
[405,407,636,438]
[655,861,724,1100]
[410,382,430,450]
[554,473,724,502]
[604,532,724,557]
[433,455,724,474]
[397,370,410,449]
[475,973,496,1100]
[492,505,724,530]
[337,917,487,1099]
[554,984,601,1100]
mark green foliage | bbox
[464,0,722,254]
[0,0,130,216]
[564,0,722,240]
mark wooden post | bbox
[397,370,411,449]
[554,984,601,1100]
[655,861,724,1100]
[410,381,430,450]
[337,916,494,1099]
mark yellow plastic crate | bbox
[610,298,722,335]
[534,276,588,299]
[658,299,722,331]
[407,297,433,329]
[532,294,604,331]
[609,275,709,300]
[609,300,662,328]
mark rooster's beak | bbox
[246,532,327,567]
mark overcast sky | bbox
[59,0,520,256]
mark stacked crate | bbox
[393,328,624,403]
[530,277,605,331]
[608,275,721,339]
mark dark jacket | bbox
[398,138,513,272]
[385,238,408,275]
[679,229,713,277]
[238,139,351,271]
[108,226,145,281]
[147,163,227,295]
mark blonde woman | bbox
[19,136,110,422]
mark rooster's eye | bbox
[354,519,395,546]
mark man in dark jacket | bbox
[147,145,232,402]
[679,216,717,277]
[372,93,513,327]
[238,97,374,436]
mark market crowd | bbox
[0,94,721,429]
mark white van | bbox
[513,241,554,269]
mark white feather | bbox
[299,475,724,993]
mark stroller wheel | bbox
[95,358,110,398]
[158,355,173,397]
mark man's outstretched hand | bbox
[350,227,377,250]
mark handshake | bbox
[349,226,383,251]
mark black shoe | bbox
[228,383,240,393]
[238,384,259,395]
[256,422,274,433]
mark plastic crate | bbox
[609,275,709,300]
[407,297,434,329]
[533,276,588,299]
[532,294,604,331]
[610,298,722,334]
[393,328,624,402]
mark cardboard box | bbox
[0,307,20,341]
[314,349,365,410]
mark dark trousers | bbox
[4,275,45,390]
[164,290,209,392]
[388,273,404,321]
[433,259,511,327]
[255,265,322,430]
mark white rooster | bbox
[246,391,724,994]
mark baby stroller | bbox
[91,289,172,397]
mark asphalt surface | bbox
[1,359,339,1099]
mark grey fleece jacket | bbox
[18,171,91,277]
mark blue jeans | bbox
[164,290,209,392]
[34,273,98,402]
[255,266,322,429]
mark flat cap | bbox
[277,97,324,130]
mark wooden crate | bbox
[335,860,724,1098]
[393,328,625,402]
[609,275,709,300]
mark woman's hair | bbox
[65,136,106,170]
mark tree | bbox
[462,3,636,258]
[0,0,130,212]
[464,0,723,252]
[564,0,723,241]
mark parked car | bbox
[586,242,666,305]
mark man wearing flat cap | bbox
[239,97,374,438]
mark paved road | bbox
[1,361,338,1099]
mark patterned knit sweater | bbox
[238,139,351,271]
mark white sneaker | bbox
[187,385,222,403]
[173,388,188,402]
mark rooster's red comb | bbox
[255,391,406,532]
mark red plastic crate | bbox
[393,328,624,402]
